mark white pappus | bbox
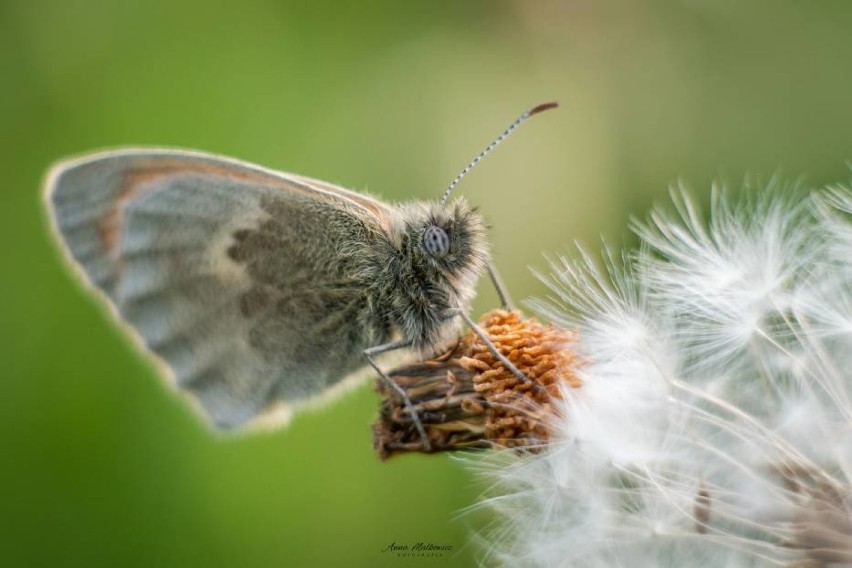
[473,179,852,568]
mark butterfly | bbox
[44,102,556,444]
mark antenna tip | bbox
[529,101,559,116]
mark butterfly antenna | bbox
[440,101,558,205]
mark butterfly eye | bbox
[423,225,450,258]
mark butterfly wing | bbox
[45,148,394,430]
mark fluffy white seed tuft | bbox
[477,181,852,567]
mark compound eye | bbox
[423,225,450,258]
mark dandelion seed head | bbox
[475,181,852,567]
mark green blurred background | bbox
[2,1,850,566]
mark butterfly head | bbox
[381,198,488,349]
[411,198,488,277]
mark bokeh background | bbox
[2,1,851,566]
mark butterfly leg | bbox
[449,308,542,393]
[487,261,514,310]
[364,340,432,451]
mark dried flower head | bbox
[373,310,582,459]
